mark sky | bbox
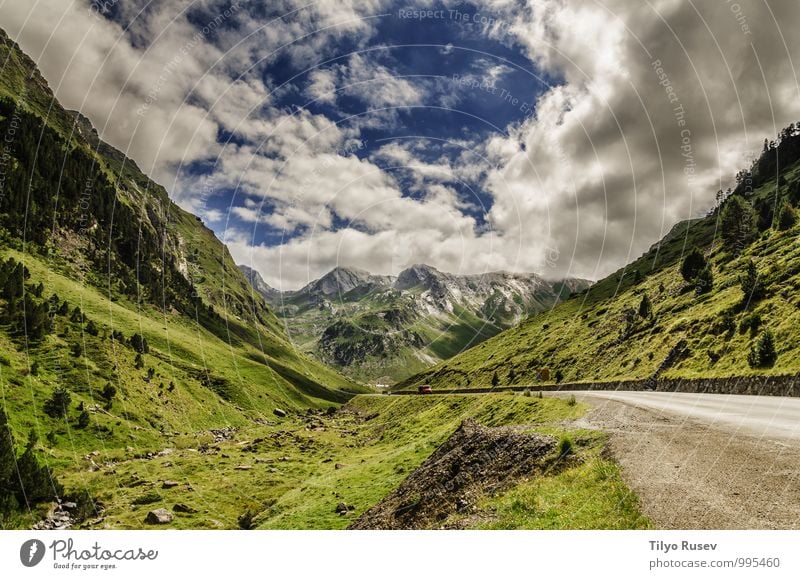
[2,0,800,290]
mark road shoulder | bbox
[572,394,800,529]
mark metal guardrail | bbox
[390,374,800,397]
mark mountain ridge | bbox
[240,262,591,382]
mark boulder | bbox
[273,408,287,418]
[335,502,354,515]
[162,480,181,489]
[145,508,173,524]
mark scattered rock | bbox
[33,503,74,530]
[162,480,181,489]
[334,463,345,470]
[273,408,287,418]
[235,465,253,471]
[209,427,237,443]
[145,508,174,525]
[173,503,198,514]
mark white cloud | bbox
[305,69,337,105]
[473,0,800,280]
[338,53,424,108]
[6,0,800,290]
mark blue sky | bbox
[164,2,556,251]
[5,0,799,288]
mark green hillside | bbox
[0,27,368,527]
[400,130,800,390]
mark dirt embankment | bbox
[574,396,800,529]
[349,420,556,529]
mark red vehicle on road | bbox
[417,385,432,394]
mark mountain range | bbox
[240,263,590,383]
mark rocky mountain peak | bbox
[395,264,446,290]
[307,267,393,297]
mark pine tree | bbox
[680,248,706,282]
[748,330,777,368]
[721,196,757,253]
[14,431,62,507]
[101,383,116,402]
[85,320,99,336]
[695,265,714,295]
[77,411,90,429]
[777,201,797,230]
[491,371,499,387]
[638,293,652,319]
[43,387,71,419]
[740,259,762,303]
[70,307,83,323]
[0,408,16,492]
[130,334,149,354]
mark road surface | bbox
[564,391,800,529]
[568,390,800,440]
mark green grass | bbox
[475,456,650,530]
[38,393,647,530]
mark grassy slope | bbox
[49,393,646,530]
[0,27,372,527]
[400,161,800,390]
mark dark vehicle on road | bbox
[418,385,432,394]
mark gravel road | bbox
[569,392,800,529]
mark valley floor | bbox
[39,394,648,530]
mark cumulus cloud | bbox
[477,0,800,280]
[5,0,800,290]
